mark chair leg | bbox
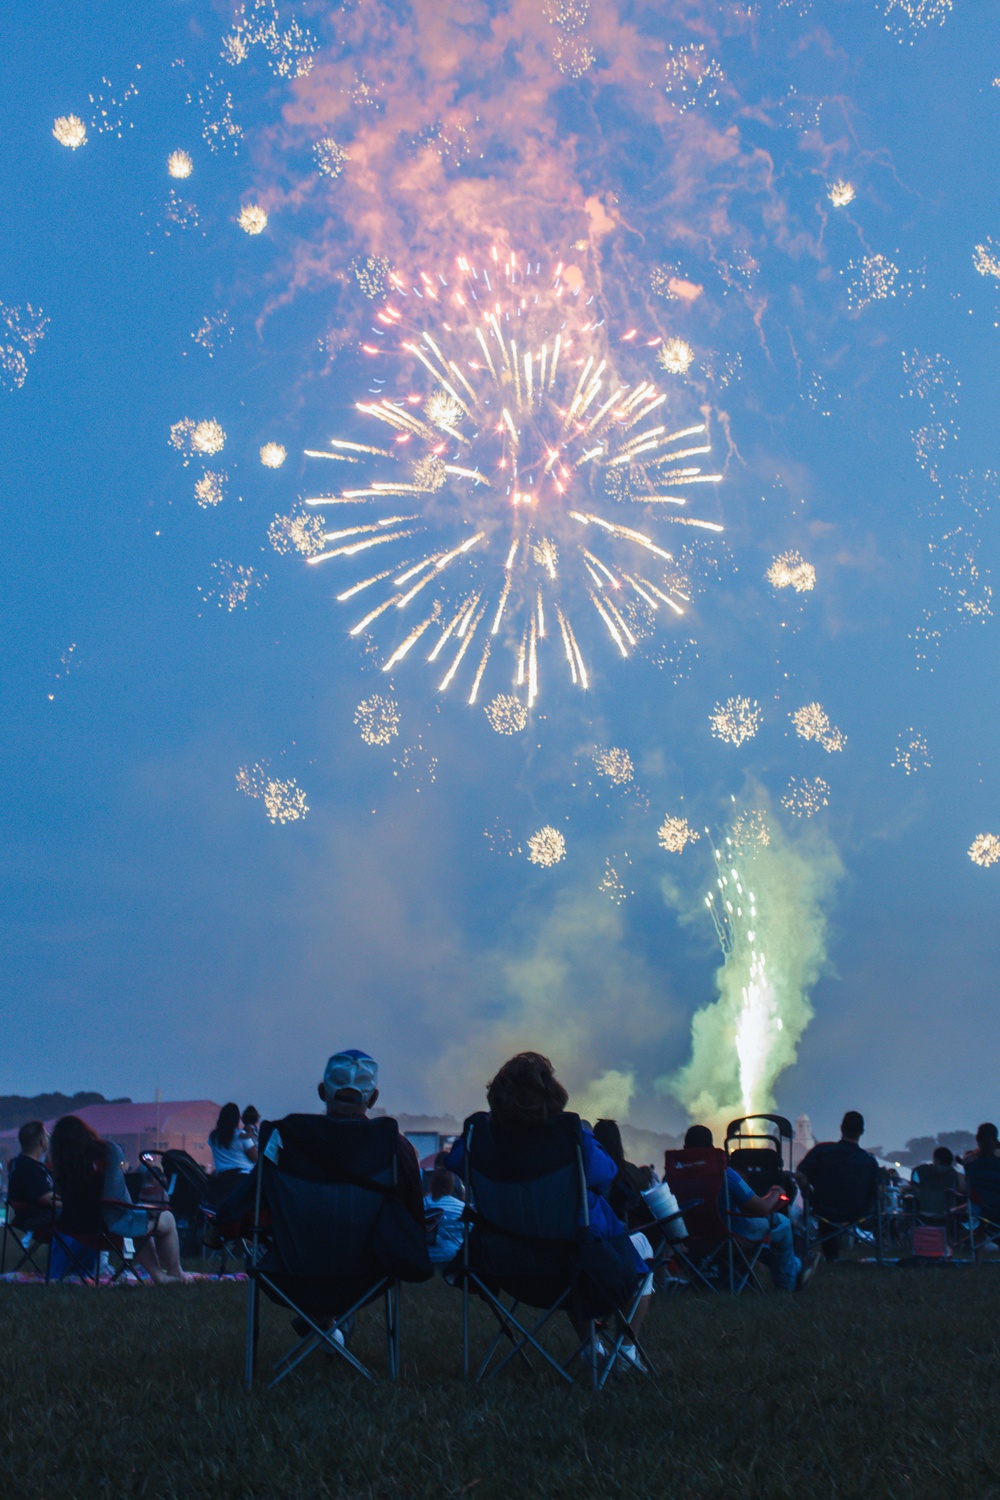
[245,1275,259,1391]
[385,1283,400,1381]
[462,1271,470,1381]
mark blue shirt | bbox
[447,1125,626,1237]
[722,1167,761,1236]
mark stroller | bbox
[140,1149,215,1258]
[724,1115,796,1213]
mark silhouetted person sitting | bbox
[685,1124,803,1290]
[910,1146,964,1222]
[796,1111,879,1260]
[962,1124,1000,1262]
[50,1115,188,1283]
[209,1103,258,1203]
[7,1121,57,1229]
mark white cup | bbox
[642,1183,687,1241]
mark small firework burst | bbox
[968,833,1000,868]
[657,814,700,853]
[314,137,348,177]
[238,204,268,235]
[527,825,567,867]
[194,471,226,508]
[973,241,1000,280]
[260,442,287,468]
[168,150,194,179]
[781,776,830,818]
[732,809,771,849]
[845,254,901,310]
[200,560,265,610]
[790,702,846,753]
[710,697,762,746]
[766,551,816,592]
[355,694,401,745]
[192,310,233,357]
[657,338,695,375]
[192,419,226,456]
[484,694,528,734]
[424,390,464,429]
[598,858,631,904]
[354,255,391,298]
[53,115,87,149]
[236,763,309,824]
[828,179,855,207]
[594,746,634,786]
[891,729,931,775]
[268,507,327,557]
[411,455,448,491]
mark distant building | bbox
[0,1099,220,1171]
[374,1111,462,1168]
[793,1112,815,1168]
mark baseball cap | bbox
[323,1049,378,1104]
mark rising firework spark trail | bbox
[300,250,724,708]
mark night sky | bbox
[2,0,998,1152]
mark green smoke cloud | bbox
[661,810,843,1136]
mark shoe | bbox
[614,1343,648,1375]
[578,1337,608,1366]
[795,1251,821,1292]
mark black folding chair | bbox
[957,1157,1000,1260]
[800,1149,884,1265]
[244,1115,413,1390]
[725,1115,795,1199]
[1,1192,55,1277]
[456,1111,652,1390]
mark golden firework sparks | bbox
[355,694,401,745]
[973,240,1000,279]
[766,551,816,592]
[193,419,226,455]
[298,253,722,705]
[53,115,87,149]
[194,471,225,508]
[527,825,567,867]
[200,561,265,610]
[828,179,855,207]
[781,776,830,818]
[732,809,770,849]
[968,833,1000,868]
[594,746,634,785]
[268,507,327,557]
[891,728,931,775]
[168,149,193,179]
[710,697,762,746]
[484,693,528,734]
[238,204,268,235]
[260,442,287,468]
[657,814,700,853]
[657,338,695,375]
[790,702,846,753]
[314,137,348,176]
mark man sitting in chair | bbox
[8,1122,58,1227]
[685,1125,805,1291]
[315,1049,424,1224]
[795,1110,879,1260]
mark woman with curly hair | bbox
[50,1115,189,1284]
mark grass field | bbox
[3,1264,1000,1499]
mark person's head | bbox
[242,1106,260,1131]
[486,1052,568,1129]
[318,1050,379,1117]
[933,1146,954,1168]
[841,1111,865,1143]
[213,1103,241,1149]
[593,1119,625,1169]
[684,1124,714,1149]
[18,1121,47,1157]
[977,1123,999,1157]
[429,1166,456,1201]
[49,1115,103,1191]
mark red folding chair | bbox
[662,1147,766,1294]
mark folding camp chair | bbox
[1,1192,56,1277]
[957,1157,1000,1261]
[799,1150,884,1265]
[50,1186,168,1285]
[456,1111,652,1390]
[244,1115,414,1390]
[725,1115,795,1199]
[905,1163,964,1257]
[661,1146,766,1294]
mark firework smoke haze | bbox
[663,817,842,1136]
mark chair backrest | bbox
[911,1163,957,1219]
[964,1155,1000,1218]
[662,1148,728,1241]
[726,1145,783,1196]
[259,1114,396,1280]
[801,1143,879,1223]
[464,1112,583,1237]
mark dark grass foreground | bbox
[4,1267,1000,1499]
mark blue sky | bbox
[1,0,998,1150]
